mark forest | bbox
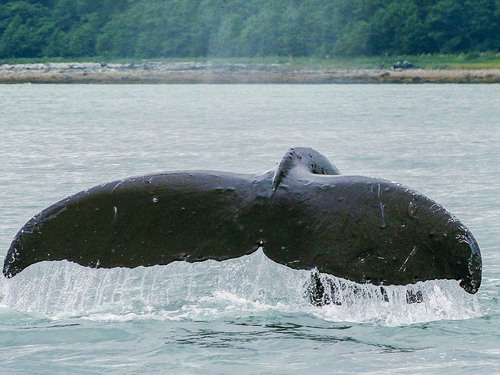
[0,0,499,59]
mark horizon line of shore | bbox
[1,62,499,84]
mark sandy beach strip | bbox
[1,62,499,84]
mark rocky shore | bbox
[1,61,499,84]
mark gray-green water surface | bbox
[0,84,498,374]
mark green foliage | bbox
[0,0,498,59]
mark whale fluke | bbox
[3,147,481,295]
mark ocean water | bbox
[0,84,498,374]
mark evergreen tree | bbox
[0,0,498,59]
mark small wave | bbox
[0,249,481,326]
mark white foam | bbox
[0,249,481,325]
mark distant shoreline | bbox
[1,62,499,84]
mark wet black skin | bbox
[3,148,482,294]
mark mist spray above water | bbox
[0,249,481,326]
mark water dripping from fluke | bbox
[305,270,424,307]
[0,250,482,326]
[303,269,482,326]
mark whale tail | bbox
[3,148,481,297]
[3,173,264,278]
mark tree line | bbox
[0,0,499,59]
